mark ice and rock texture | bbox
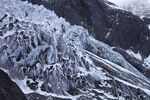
[0,0,150,100]
[22,0,150,57]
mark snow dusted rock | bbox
[0,0,150,100]
[112,0,150,17]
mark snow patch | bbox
[15,78,34,94]
[145,56,150,67]
[126,50,142,60]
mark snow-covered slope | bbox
[0,0,150,99]
[108,0,150,17]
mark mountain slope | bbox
[0,0,150,100]
[22,0,150,57]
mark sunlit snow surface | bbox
[0,0,150,99]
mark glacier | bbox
[0,0,150,100]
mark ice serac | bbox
[22,0,150,57]
[0,69,27,100]
[0,0,150,100]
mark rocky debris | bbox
[22,0,150,57]
[0,69,27,100]
[26,93,48,100]
[26,80,39,90]
[40,82,53,93]
[26,93,72,100]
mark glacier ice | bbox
[0,0,150,99]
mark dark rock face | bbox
[143,17,150,25]
[0,69,27,100]
[22,0,150,57]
